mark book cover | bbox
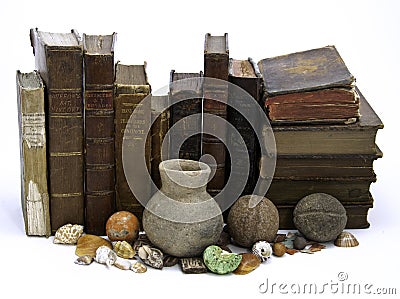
[258,45,360,123]
[16,70,51,237]
[114,62,151,223]
[169,70,203,161]
[83,33,116,235]
[30,28,84,233]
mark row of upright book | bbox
[17,29,383,238]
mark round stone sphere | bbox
[227,195,279,248]
[106,211,140,244]
[293,193,347,242]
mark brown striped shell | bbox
[334,231,359,247]
[113,241,135,259]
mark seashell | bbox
[133,234,153,252]
[113,241,135,259]
[114,257,132,270]
[272,242,286,257]
[252,241,272,262]
[138,245,163,269]
[334,231,359,247]
[74,255,93,265]
[163,255,180,267]
[94,245,117,267]
[53,224,84,245]
[131,261,147,273]
[203,245,242,275]
[233,253,261,275]
[75,234,112,257]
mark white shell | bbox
[53,224,84,244]
[252,241,272,262]
[94,245,117,267]
[114,258,132,270]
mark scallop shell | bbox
[138,245,163,269]
[131,261,147,273]
[53,224,84,245]
[114,258,132,270]
[94,245,117,267]
[113,241,135,259]
[334,231,359,247]
[203,245,242,275]
[252,241,272,262]
[74,255,93,265]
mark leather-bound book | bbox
[203,33,229,197]
[16,70,51,237]
[258,46,360,124]
[114,62,151,223]
[30,29,84,233]
[169,70,203,161]
[150,94,170,190]
[83,33,116,235]
[227,58,262,195]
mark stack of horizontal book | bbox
[258,46,383,229]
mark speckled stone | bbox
[227,195,279,248]
[106,211,140,244]
[293,193,347,242]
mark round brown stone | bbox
[227,195,279,248]
[106,211,140,244]
[293,193,347,242]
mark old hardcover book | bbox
[169,70,203,161]
[150,94,170,190]
[30,28,84,233]
[266,90,383,155]
[114,62,151,222]
[227,58,262,195]
[258,46,359,124]
[16,70,51,237]
[83,33,116,235]
[274,147,382,179]
[203,33,229,197]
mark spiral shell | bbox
[252,241,272,262]
[203,245,242,274]
[53,224,84,245]
[138,245,164,269]
[334,231,359,247]
[113,241,135,259]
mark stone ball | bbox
[293,193,347,242]
[106,211,140,244]
[227,195,279,248]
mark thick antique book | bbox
[150,94,170,190]
[227,58,262,195]
[266,90,383,155]
[30,28,84,233]
[203,33,229,197]
[16,70,51,237]
[114,62,151,222]
[83,33,116,235]
[169,70,203,161]
[258,46,360,124]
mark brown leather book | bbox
[114,62,151,223]
[150,94,170,190]
[227,58,262,196]
[30,29,84,233]
[16,70,51,237]
[169,70,203,161]
[83,33,116,235]
[258,46,360,124]
[203,33,229,198]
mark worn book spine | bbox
[203,33,229,197]
[30,29,84,233]
[227,58,262,195]
[114,64,152,223]
[16,70,51,237]
[169,70,203,161]
[83,33,116,235]
[150,94,170,190]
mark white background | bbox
[1,0,399,298]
